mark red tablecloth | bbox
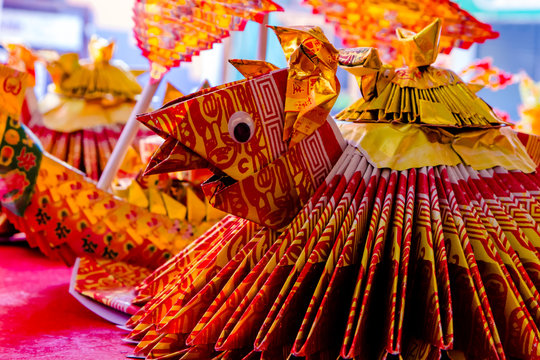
[0,243,132,359]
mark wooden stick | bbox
[257,14,269,61]
[97,78,160,191]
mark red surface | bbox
[0,243,132,359]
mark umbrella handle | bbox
[97,78,161,191]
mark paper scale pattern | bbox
[2,152,193,268]
[118,24,540,359]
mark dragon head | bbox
[137,26,346,229]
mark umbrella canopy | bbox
[305,0,498,63]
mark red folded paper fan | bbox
[304,0,498,63]
[124,149,540,360]
[117,22,540,360]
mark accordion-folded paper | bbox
[122,23,540,359]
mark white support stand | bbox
[97,79,161,191]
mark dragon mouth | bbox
[201,171,239,200]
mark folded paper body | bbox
[125,138,540,359]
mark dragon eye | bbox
[228,111,254,143]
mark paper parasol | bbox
[97,0,283,191]
[118,22,540,359]
[304,0,498,63]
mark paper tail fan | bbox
[124,149,540,359]
[114,22,540,359]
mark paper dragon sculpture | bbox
[119,20,540,359]
[16,38,147,181]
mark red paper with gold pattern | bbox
[117,23,540,360]
[2,152,195,268]
[305,0,498,63]
[123,154,540,359]
[74,256,152,315]
[138,63,346,229]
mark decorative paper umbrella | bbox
[97,0,283,191]
[122,22,540,359]
[304,0,498,63]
